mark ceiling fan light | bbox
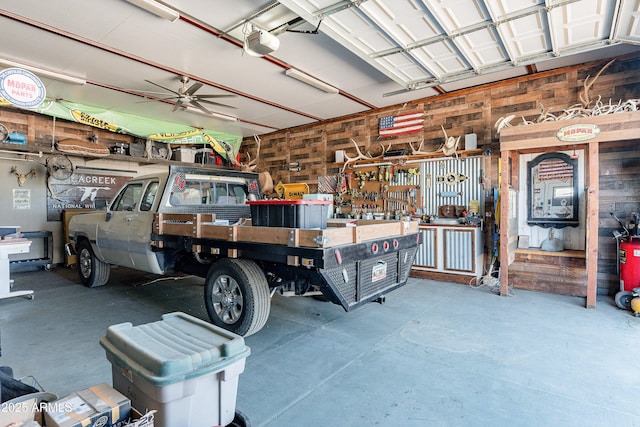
[125,0,180,22]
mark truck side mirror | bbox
[95,199,108,210]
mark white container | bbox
[100,312,250,427]
[303,193,334,218]
[173,147,197,163]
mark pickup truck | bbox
[67,165,421,336]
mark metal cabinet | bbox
[413,225,483,278]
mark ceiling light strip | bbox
[124,0,180,22]
[183,105,238,122]
[0,57,86,85]
[285,69,339,94]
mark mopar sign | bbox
[556,123,600,142]
[0,67,46,108]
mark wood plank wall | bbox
[245,52,640,296]
[597,140,640,293]
[0,108,134,150]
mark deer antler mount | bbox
[10,166,36,187]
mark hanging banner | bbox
[27,99,242,158]
[46,169,134,221]
[70,109,125,133]
[148,129,228,156]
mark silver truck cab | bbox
[68,166,259,287]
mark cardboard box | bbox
[44,383,130,427]
[123,409,155,427]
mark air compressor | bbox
[613,212,640,311]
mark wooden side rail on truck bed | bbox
[152,213,419,249]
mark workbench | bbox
[0,239,33,301]
[9,231,54,272]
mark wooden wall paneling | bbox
[597,140,640,293]
[326,116,370,175]
[259,134,289,186]
[289,128,325,189]
[500,111,640,151]
[0,107,133,153]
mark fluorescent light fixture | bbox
[183,105,237,122]
[285,68,339,94]
[124,0,180,22]
[0,57,86,85]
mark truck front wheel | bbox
[76,240,110,287]
[205,259,270,337]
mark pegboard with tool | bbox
[336,164,421,219]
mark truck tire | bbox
[204,258,270,337]
[76,239,110,288]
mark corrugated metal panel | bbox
[420,156,483,217]
[415,228,436,268]
[444,229,474,272]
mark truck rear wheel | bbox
[77,240,110,287]
[204,259,270,337]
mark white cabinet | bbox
[413,225,484,278]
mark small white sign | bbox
[0,67,46,108]
[372,261,387,283]
[13,188,30,210]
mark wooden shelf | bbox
[0,144,224,170]
[337,149,483,168]
[515,248,586,258]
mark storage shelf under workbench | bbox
[9,231,53,272]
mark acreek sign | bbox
[556,123,600,142]
[46,170,133,221]
[0,67,46,108]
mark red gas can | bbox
[620,239,640,292]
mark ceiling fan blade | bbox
[173,99,184,112]
[190,100,212,115]
[145,79,181,96]
[198,99,238,109]
[185,82,203,96]
[195,94,237,99]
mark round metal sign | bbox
[0,67,46,108]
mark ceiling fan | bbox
[144,76,237,115]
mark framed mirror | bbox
[527,152,579,228]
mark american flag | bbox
[379,111,424,137]
[537,160,574,181]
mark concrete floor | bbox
[1,266,640,426]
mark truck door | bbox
[128,181,162,273]
[97,182,143,268]
[97,180,162,274]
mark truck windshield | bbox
[168,178,248,207]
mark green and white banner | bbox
[1,97,241,157]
